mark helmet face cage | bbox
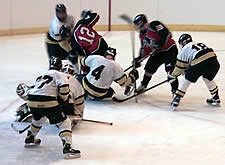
[49,56,62,71]
[56,4,67,21]
[62,64,75,75]
[133,14,147,29]
[178,34,193,47]
[104,47,117,59]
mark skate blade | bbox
[64,153,81,159]
[207,102,221,107]
[24,143,40,148]
[171,105,177,112]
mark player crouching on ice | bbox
[16,63,85,126]
[79,47,139,100]
[15,57,84,159]
[167,34,220,110]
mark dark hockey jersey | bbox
[70,12,103,56]
[140,20,176,56]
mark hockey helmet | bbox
[59,25,71,39]
[133,14,147,29]
[49,56,62,71]
[56,4,66,13]
[62,64,75,76]
[104,47,117,60]
[178,34,193,48]
[56,4,67,21]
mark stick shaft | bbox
[82,119,113,126]
[11,123,30,134]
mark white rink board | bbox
[0,31,225,165]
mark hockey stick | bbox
[124,53,151,72]
[120,14,138,103]
[82,118,113,126]
[11,123,30,134]
[112,79,168,102]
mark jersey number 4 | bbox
[91,65,105,80]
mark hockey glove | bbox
[129,69,139,83]
[132,56,143,68]
[167,73,176,84]
[68,52,78,65]
[81,10,92,19]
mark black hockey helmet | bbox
[59,25,71,39]
[104,47,117,59]
[178,34,193,47]
[62,64,75,76]
[133,14,148,29]
[56,4,66,13]
[56,4,67,21]
[49,56,62,71]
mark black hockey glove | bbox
[132,56,142,68]
[167,73,176,84]
[81,10,92,19]
[129,69,139,83]
[68,51,79,64]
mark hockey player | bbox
[168,34,220,109]
[45,4,75,60]
[23,57,80,159]
[131,14,178,96]
[79,47,139,100]
[70,10,108,58]
[61,64,85,124]
[16,64,85,126]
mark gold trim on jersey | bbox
[74,95,85,106]
[114,74,132,87]
[80,57,87,67]
[59,130,72,138]
[27,100,59,108]
[191,52,216,66]
[172,60,188,76]
[58,40,72,53]
[82,78,107,97]
[45,37,58,44]
[59,84,70,101]
[45,32,59,44]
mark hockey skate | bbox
[135,84,146,94]
[206,95,221,106]
[124,83,135,96]
[171,95,181,111]
[63,143,81,159]
[24,131,41,147]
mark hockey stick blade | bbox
[11,123,30,134]
[113,79,168,103]
[82,118,113,126]
[119,14,133,24]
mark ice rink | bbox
[0,31,225,165]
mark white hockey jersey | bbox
[49,15,75,41]
[172,42,216,76]
[66,74,85,114]
[84,55,126,88]
[28,69,70,104]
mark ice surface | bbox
[0,31,225,165]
